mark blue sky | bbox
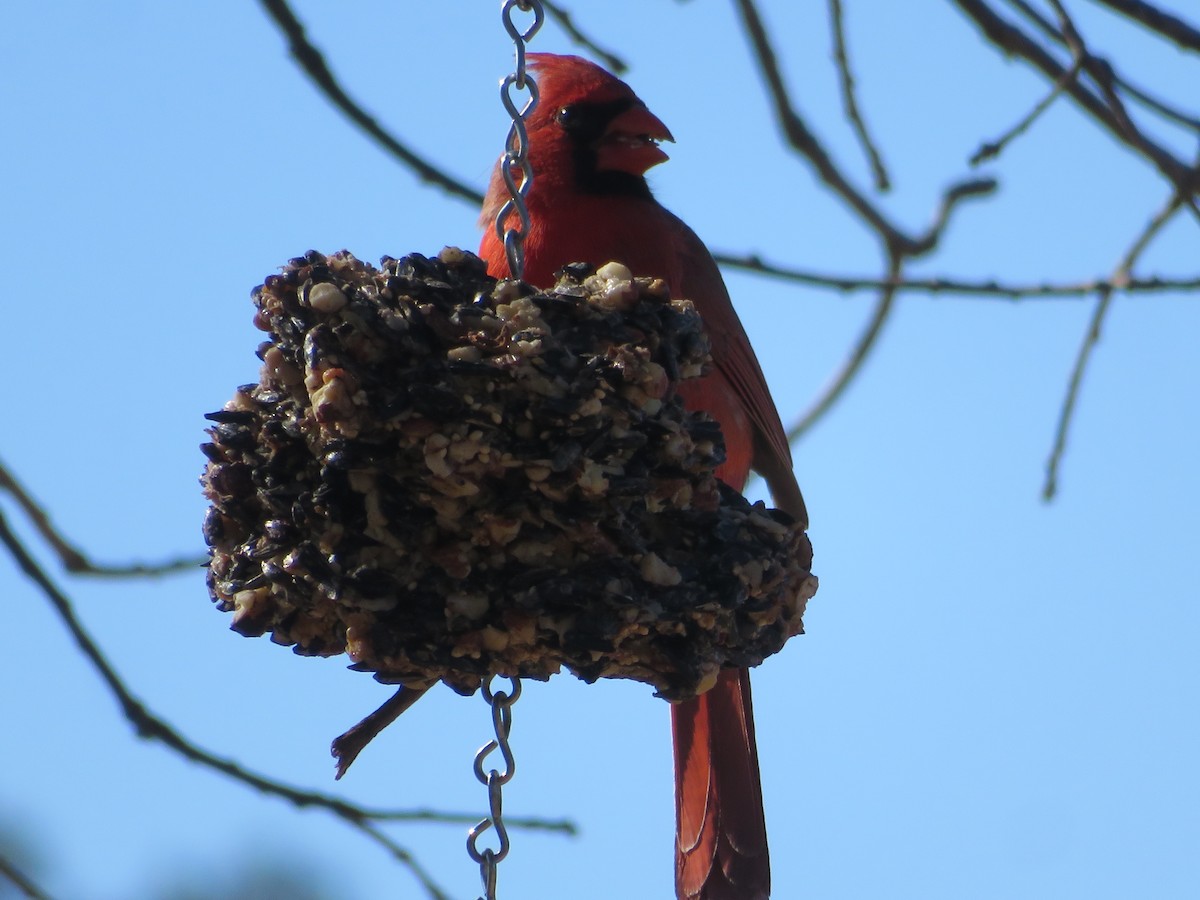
[2,2,1197,899]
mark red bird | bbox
[479,53,808,900]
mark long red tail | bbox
[672,667,770,899]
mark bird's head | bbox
[523,53,674,191]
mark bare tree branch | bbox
[785,255,901,443]
[1007,0,1200,133]
[0,852,50,900]
[827,0,891,191]
[730,0,914,249]
[1045,0,1200,222]
[711,251,1200,298]
[543,1,628,73]
[914,178,1001,253]
[254,0,484,206]
[1112,69,1200,133]
[1043,188,1187,499]
[1090,0,1200,54]
[0,459,202,578]
[0,506,575,900]
[1043,0,1164,160]
[953,0,1200,205]
[734,0,994,257]
[969,57,1083,165]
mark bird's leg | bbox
[331,684,430,778]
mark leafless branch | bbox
[0,506,574,900]
[786,255,901,443]
[1042,188,1187,499]
[543,1,628,73]
[914,178,1001,253]
[1113,70,1200,134]
[711,251,1200,298]
[1091,0,1200,54]
[1006,0,1200,133]
[827,0,890,191]
[254,0,484,206]
[0,852,50,900]
[0,459,202,578]
[733,0,912,249]
[969,57,1083,165]
[1044,0,1156,153]
[1045,0,1200,222]
[734,0,994,257]
[953,0,1200,205]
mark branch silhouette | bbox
[1043,188,1190,500]
[827,0,890,191]
[255,0,484,205]
[0,460,202,577]
[952,0,1200,211]
[0,501,575,900]
[786,254,901,443]
[0,851,49,900]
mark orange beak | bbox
[594,102,675,176]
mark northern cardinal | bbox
[478,53,808,900]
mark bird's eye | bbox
[555,105,580,128]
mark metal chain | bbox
[494,0,544,281]
[466,675,522,900]
[465,10,539,896]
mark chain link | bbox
[494,0,544,281]
[467,675,522,900]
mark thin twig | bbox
[969,57,1083,165]
[1115,71,1200,134]
[734,0,904,247]
[827,0,890,190]
[1007,0,1200,222]
[734,0,992,257]
[0,852,51,900]
[1043,0,1144,144]
[1043,0,1200,223]
[0,459,202,577]
[1005,0,1200,133]
[913,178,999,253]
[954,0,1199,202]
[1042,190,1187,499]
[786,254,902,443]
[0,508,575,899]
[254,0,484,206]
[712,252,1200,298]
[543,1,628,73]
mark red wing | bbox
[666,213,794,479]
